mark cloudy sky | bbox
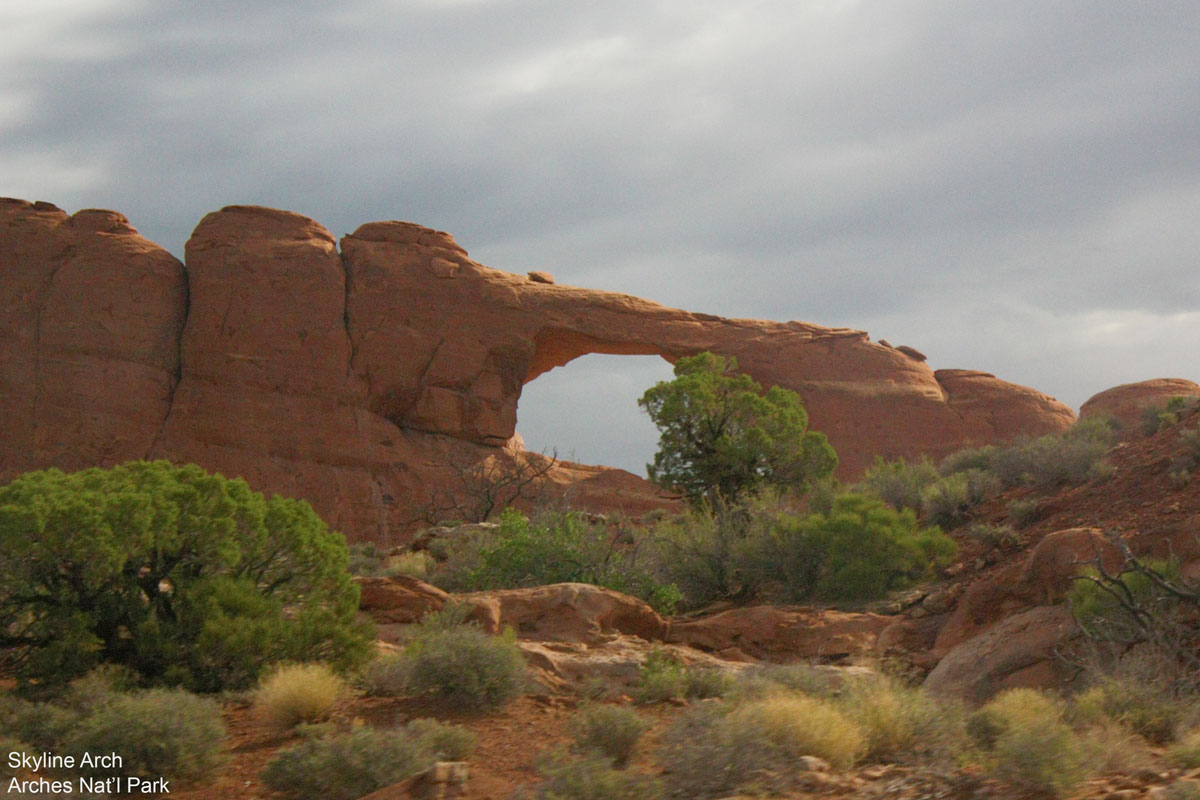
[4,1,1199,474]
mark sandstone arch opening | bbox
[516,353,676,476]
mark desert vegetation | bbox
[3,364,1200,800]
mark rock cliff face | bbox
[1,199,1077,540]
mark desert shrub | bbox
[362,652,410,696]
[859,456,940,512]
[1080,722,1156,774]
[0,695,80,750]
[633,650,688,704]
[403,718,478,761]
[1167,729,1200,769]
[966,688,1064,750]
[646,501,744,608]
[1006,498,1043,529]
[0,734,26,779]
[938,446,997,476]
[1143,396,1193,436]
[533,751,664,800]
[990,715,1090,797]
[1165,781,1200,800]
[348,541,391,576]
[0,461,372,692]
[920,474,972,529]
[657,703,787,798]
[1070,676,1185,744]
[796,494,956,601]
[570,705,652,767]
[66,688,226,785]
[388,550,437,579]
[731,663,839,699]
[729,693,867,770]
[254,663,346,731]
[684,668,735,699]
[263,726,432,800]
[403,624,527,709]
[434,509,679,613]
[968,523,1023,551]
[836,675,964,764]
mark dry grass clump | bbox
[1167,729,1200,770]
[255,663,346,731]
[836,675,964,764]
[570,705,652,767]
[729,693,867,770]
[969,688,1089,798]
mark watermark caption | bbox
[7,750,170,795]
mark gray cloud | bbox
[3,0,1200,473]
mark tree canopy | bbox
[638,352,837,503]
[0,461,372,691]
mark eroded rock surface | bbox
[1080,378,1200,436]
[2,199,1079,540]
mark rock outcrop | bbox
[1080,378,1200,436]
[2,198,1078,540]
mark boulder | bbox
[923,605,1079,703]
[462,583,668,644]
[667,606,890,662]
[356,575,449,623]
[1080,378,1200,436]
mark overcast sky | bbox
[4,1,1200,474]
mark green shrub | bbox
[921,474,972,529]
[254,663,346,731]
[657,703,788,798]
[533,751,664,800]
[859,456,940,512]
[1167,729,1200,769]
[570,705,651,767]
[403,718,478,761]
[403,624,527,709]
[263,726,432,800]
[684,668,735,699]
[633,650,687,704]
[1070,676,1185,744]
[968,523,1023,551]
[1143,396,1193,436]
[1006,498,1043,529]
[0,695,81,750]
[434,509,679,613]
[1069,558,1184,647]
[639,351,837,504]
[939,446,998,476]
[362,652,410,696]
[799,494,956,601]
[0,461,373,692]
[66,689,226,785]
[729,693,867,770]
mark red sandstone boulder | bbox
[667,606,890,662]
[462,583,668,644]
[924,605,1079,703]
[1080,378,1200,437]
[356,575,449,623]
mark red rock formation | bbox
[1080,378,1200,436]
[1,199,1078,540]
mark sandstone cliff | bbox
[1,198,1076,540]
